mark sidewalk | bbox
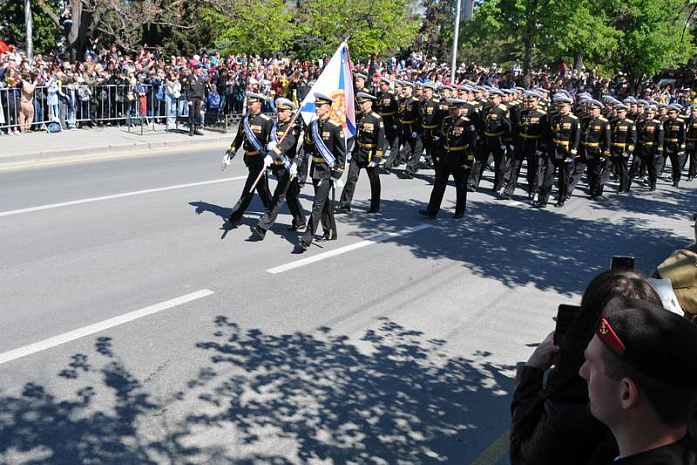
[0,123,235,166]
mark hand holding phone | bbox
[554,304,582,346]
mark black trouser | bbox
[611,155,630,192]
[629,152,645,178]
[188,97,203,131]
[381,122,401,168]
[504,141,540,197]
[425,160,470,216]
[539,157,573,204]
[567,159,585,198]
[302,177,336,245]
[423,129,438,168]
[667,150,686,183]
[257,167,306,231]
[687,143,697,178]
[340,158,381,211]
[228,154,273,223]
[587,157,609,197]
[635,145,659,189]
[472,137,506,190]
[404,127,424,175]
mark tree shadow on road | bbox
[0,319,513,464]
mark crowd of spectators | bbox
[2,40,697,135]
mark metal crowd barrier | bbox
[0,83,256,135]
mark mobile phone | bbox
[610,255,635,272]
[554,304,582,346]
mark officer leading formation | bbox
[221,77,696,252]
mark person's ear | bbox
[620,377,640,410]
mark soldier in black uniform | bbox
[685,104,697,181]
[182,64,206,136]
[503,91,549,200]
[536,95,580,208]
[375,77,400,172]
[339,92,385,213]
[632,105,664,191]
[415,82,440,171]
[299,93,346,251]
[610,104,637,193]
[223,92,274,227]
[398,82,423,179]
[252,98,306,239]
[471,89,511,192]
[663,104,687,187]
[418,98,477,219]
[582,99,612,199]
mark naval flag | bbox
[299,41,356,137]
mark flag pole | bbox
[248,105,304,193]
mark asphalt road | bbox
[0,147,694,464]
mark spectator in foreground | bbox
[510,271,662,465]
[579,296,697,463]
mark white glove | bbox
[368,160,379,168]
[221,150,232,171]
[267,141,277,152]
[289,162,298,177]
[263,155,274,168]
[433,135,440,141]
[500,145,507,151]
[411,131,418,138]
[333,178,344,189]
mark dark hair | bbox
[601,345,697,427]
[515,271,661,439]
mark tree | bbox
[294,0,420,59]
[204,0,296,56]
[0,0,60,54]
[417,0,456,62]
[609,0,696,83]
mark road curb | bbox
[1,131,233,167]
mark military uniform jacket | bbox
[440,115,477,167]
[230,112,274,155]
[303,117,346,180]
[420,97,441,133]
[182,73,206,100]
[550,113,581,160]
[611,118,637,157]
[581,116,612,161]
[482,104,512,140]
[398,96,420,132]
[463,101,482,133]
[270,119,301,168]
[637,119,664,153]
[376,91,399,129]
[664,117,686,153]
[685,117,697,148]
[513,107,549,152]
[353,111,386,165]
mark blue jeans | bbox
[177,98,189,118]
[165,94,177,125]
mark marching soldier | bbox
[582,99,612,199]
[419,98,477,219]
[339,92,386,213]
[398,82,423,179]
[631,105,664,191]
[223,92,274,228]
[375,77,400,172]
[610,104,637,193]
[503,90,549,200]
[685,104,697,181]
[252,98,306,239]
[663,104,687,187]
[298,93,346,251]
[536,95,580,208]
[471,88,511,193]
[416,82,441,171]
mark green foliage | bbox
[460,0,696,76]
[416,0,456,61]
[204,0,295,56]
[0,0,60,54]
